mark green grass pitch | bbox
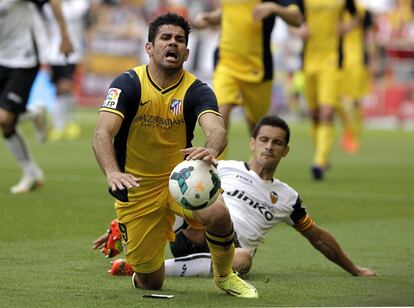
[0,107,413,307]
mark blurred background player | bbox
[94,115,376,278]
[338,2,374,154]
[44,0,90,141]
[296,0,359,180]
[191,0,303,138]
[0,0,73,193]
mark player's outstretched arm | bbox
[92,233,108,250]
[92,112,141,191]
[49,0,74,56]
[299,224,377,277]
[182,112,227,165]
[191,9,222,29]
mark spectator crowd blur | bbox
[31,0,414,129]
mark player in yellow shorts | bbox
[192,0,303,136]
[338,4,373,154]
[92,13,257,298]
[296,0,359,180]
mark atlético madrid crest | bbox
[170,99,182,116]
[270,191,278,204]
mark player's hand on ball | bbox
[169,160,221,211]
[181,147,218,166]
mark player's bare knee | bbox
[133,273,163,290]
[0,111,16,136]
[193,197,230,225]
[233,249,252,274]
[142,280,163,290]
[196,201,231,232]
[232,262,252,275]
[56,80,73,94]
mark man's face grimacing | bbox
[146,25,189,71]
[250,125,290,170]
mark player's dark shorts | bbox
[50,64,76,84]
[0,65,39,114]
[170,229,241,258]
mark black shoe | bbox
[311,165,324,181]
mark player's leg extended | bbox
[242,80,273,136]
[0,66,44,193]
[304,72,319,146]
[214,64,240,133]
[165,252,212,277]
[233,248,253,275]
[192,196,258,298]
[49,65,81,141]
[311,69,338,179]
[339,68,359,153]
[350,67,370,151]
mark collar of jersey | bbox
[244,162,274,183]
[146,65,184,94]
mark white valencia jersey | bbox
[217,160,313,251]
[0,0,44,68]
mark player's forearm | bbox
[204,9,222,26]
[204,126,227,158]
[49,0,70,38]
[49,0,74,55]
[92,130,120,177]
[274,5,303,27]
[312,228,360,276]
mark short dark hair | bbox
[252,114,290,145]
[148,13,191,46]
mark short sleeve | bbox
[184,80,220,120]
[99,70,140,119]
[289,196,308,224]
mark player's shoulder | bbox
[109,67,141,92]
[271,178,299,203]
[217,160,245,171]
[186,75,212,94]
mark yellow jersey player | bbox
[94,115,377,279]
[92,13,258,298]
[296,0,359,180]
[192,0,303,137]
[338,4,373,154]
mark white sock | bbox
[62,94,75,124]
[52,95,67,130]
[4,131,40,176]
[165,253,212,278]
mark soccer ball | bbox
[169,160,221,211]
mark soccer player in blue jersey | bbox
[92,13,257,298]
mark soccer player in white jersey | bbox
[0,0,73,193]
[95,115,376,278]
[42,0,90,141]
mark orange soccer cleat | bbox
[109,259,134,276]
[101,219,123,258]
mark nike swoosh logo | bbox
[140,100,151,106]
